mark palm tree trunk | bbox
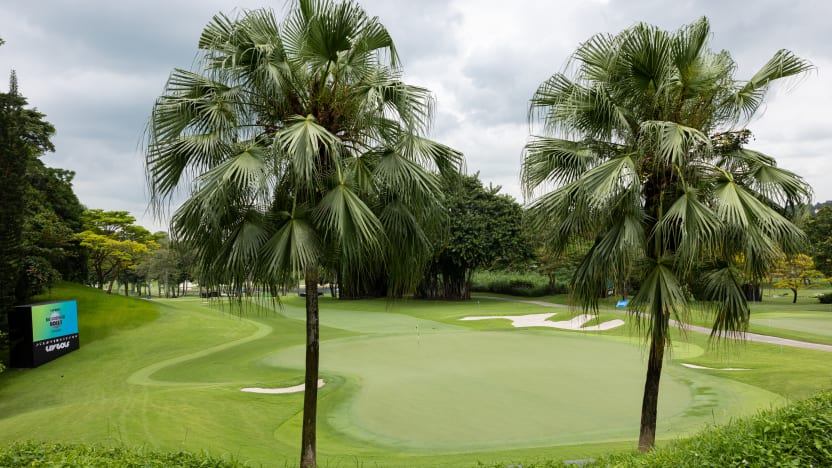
[638,332,666,452]
[300,268,320,468]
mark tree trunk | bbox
[124,280,129,297]
[300,268,320,468]
[791,288,798,303]
[638,331,666,452]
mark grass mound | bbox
[33,282,159,344]
[0,441,242,467]
[591,391,832,467]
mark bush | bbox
[0,442,243,467]
[471,270,568,297]
[818,292,832,304]
[590,392,832,467]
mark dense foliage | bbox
[805,205,832,277]
[0,72,55,303]
[592,392,832,467]
[77,209,157,293]
[0,442,242,468]
[417,174,531,299]
[471,270,569,296]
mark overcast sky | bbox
[1,0,829,231]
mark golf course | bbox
[0,283,829,466]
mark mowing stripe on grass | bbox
[126,311,272,387]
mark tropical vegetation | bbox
[416,173,531,300]
[521,17,813,450]
[144,1,462,465]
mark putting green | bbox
[265,307,781,452]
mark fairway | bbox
[751,313,832,337]
[1,286,827,466]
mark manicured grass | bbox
[0,284,829,466]
[34,282,160,345]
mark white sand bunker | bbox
[681,363,750,371]
[241,379,325,394]
[461,313,624,331]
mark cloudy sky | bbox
[1,0,829,231]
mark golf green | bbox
[264,305,780,452]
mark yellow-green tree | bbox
[76,210,157,292]
[770,254,827,303]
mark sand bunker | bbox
[461,313,624,331]
[241,379,325,394]
[681,363,750,371]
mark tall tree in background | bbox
[769,253,826,303]
[522,18,812,450]
[804,206,832,277]
[0,66,55,356]
[77,209,156,292]
[416,174,531,300]
[19,163,88,297]
[145,2,462,466]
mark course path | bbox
[473,295,832,353]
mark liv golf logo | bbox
[47,308,64,329]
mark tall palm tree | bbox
[521,17,812,451]
[145,2,461,466]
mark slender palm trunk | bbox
[638,329,666,451]
[300,268,320,468]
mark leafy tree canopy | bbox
[417,173,531,300]
[804,206,832,277]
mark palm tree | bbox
[145,2,461,466]
[521,17,812,451]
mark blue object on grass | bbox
[616,299,629,308]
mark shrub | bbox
[818,292,832,304]
[0,442,243,467]
[590,392,832,467]
[471,270,568,296]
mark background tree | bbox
[804,205,832,277]
[522,17,812,451]
[769,253,826,303]
[0,68,55,362]
[416,174,531,300]
[145,2,462,466]
[18,163,87,297]
[77,209,156,292]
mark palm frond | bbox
[520,137,595,195]
[723,49,813,124]
[701,265,749,338]
[640,120,711,166]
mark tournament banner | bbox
[10,300,80,367]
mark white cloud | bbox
[1,0,830,235]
